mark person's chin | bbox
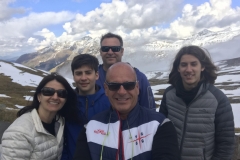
[47,107,62,113]
[116,104,130,110]
[107,59,117,64]
[184,78,194,83]
[79,84,89,89]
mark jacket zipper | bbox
[203,148,206,160]
[179,106,189,157]
[115,111,125,160]
[179,93,203,158]
[85,98,88,120]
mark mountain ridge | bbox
[8,26,240,75]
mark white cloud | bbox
[169,0,240,38]
[0,0,240,57]
[63,22,72,34]
[0,0,25,21]
[68,0,182,34]
[0,11,76,56]
[0,11,76,38]
[32,28,57,50]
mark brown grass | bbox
[0,107,18,122]
[235,128,240,133]
[0,74,35,108]
[0,62,47,122]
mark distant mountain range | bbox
[144,27,240,51]
[2,26,239,76]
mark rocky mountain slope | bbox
[13,26,240,75]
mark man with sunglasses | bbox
[97,32,156,109]
[74,62,179,160]
[61,54,111,160]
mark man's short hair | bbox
[100,32,123,47]
[71,54,99,74]
[168,45,218,86]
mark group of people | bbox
[1,32,235,160]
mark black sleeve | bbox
[73,127,92,160]
[152,121,180,160]
[211,92,235,160]
[159,90,168,117]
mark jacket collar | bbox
[75,84,105,102]
[31,108,64,144]
[109,103,140,127]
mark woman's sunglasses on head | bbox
[105,81,137,91]
[101,46,122,52]
[41,87,68,98]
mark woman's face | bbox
[37,80,67,114]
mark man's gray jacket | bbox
[160,83,235,160]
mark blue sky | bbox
[185,0,240,7]
[10,0,240,13]
[10,0,105,14]
[0,0,240,57]
[8,0,112,36]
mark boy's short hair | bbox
[71,54,99,74]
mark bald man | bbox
[74,62,180,160]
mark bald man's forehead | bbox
[106,63,137,81]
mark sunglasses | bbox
[41,87,68,98]
[105,81,137,91]
[101,46,122,52]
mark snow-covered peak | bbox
[197,29,214,36]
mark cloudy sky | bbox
[0,0,240,58]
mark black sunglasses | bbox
[101,46,122,52]
[41,87,68,98]
[105,81,137,91]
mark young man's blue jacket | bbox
[61,85,111,160]
[96,64,156,109]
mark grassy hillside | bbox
[0,61,46,122]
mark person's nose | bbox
[52,92,59,99]
[186,64,192,72]
[117,85,127,94]
[80,73,87,80]
[107,48,114,54]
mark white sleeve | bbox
[1,126,34,160]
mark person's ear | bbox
[121,47,124,55]
[104,83,109,96]
[201,66,205,71]
[136,81,139,95]
[95,71,99,80]
[99,48,103,56]
[37,93,41,103]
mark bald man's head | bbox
[106,62,137,82]
[104,62,139,120]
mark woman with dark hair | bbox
[159,45,235,160]
[1,72,79,160]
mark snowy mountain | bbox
[144,28,240,51]
[14,36,100,71]
[11,26,240,75]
